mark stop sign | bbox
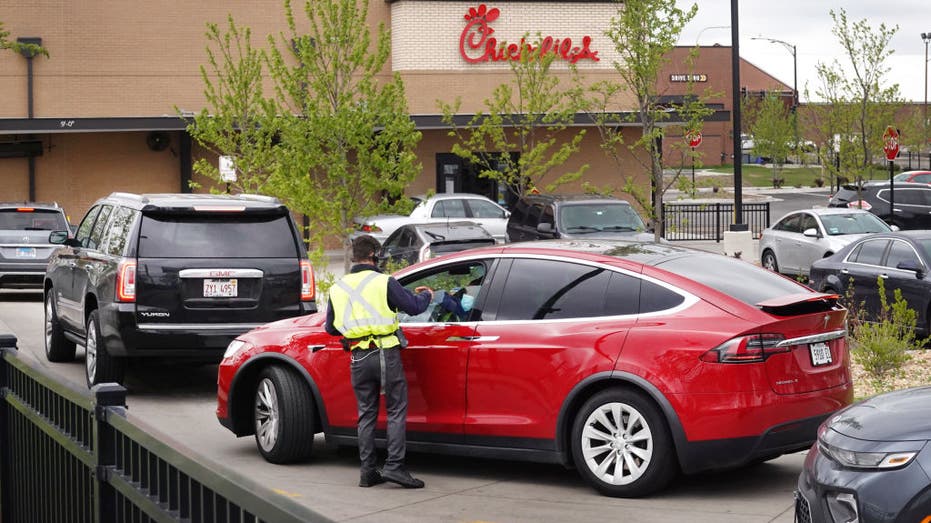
[883,125,899,161]
[686,130,702,148]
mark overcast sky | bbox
[675,1,931,103]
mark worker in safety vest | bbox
[325,234,434,489]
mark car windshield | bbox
[820,213,891,235]
[559,203,645,233]
[0,208,68,231]
[138,213,298,258]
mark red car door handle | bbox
[446,336,499,342]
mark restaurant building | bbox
[0,1,791,219]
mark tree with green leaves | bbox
[186,16,281,195]
[588,0,699,241]
[1,21,48,57]
[438,33,589,200]
[812,8,902,180]
[187,0,422,276]
[745,92,794,187]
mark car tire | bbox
[85,310,125,387]
[761,250,779,273]
[253,366,316,464]
[571,388,677,497]
[44,290,76,362]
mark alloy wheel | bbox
[255,377,280,452]
[44,297,54,352]
[85,318,98,382]
[579,402,654,486]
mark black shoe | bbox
[381,468,425,489]
[359,470,385,488]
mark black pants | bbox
[350,346,408,475]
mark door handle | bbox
[840,269,849,274]
[307,344,326,352]
[446,336,500,342]
[879,274,889,279]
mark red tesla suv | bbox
[217,240,853,497]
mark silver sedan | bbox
[759,208,892,277]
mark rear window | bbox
[431,240,495,256]
[138,213,299,258]
[655,254,806,305]
[0,208,68,231]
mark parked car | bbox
[506,194,653,243]
[796,386,931,523]
[353,193,509,243]
[0,202,71,289]
[809,230,931,335]
[828,181,931,229]
[44,192,316,387]
[759,208,892,277]
[378,221,495,267]
[892,170,931,184]
[217,240,852,497]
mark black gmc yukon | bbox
[44,192,316,387]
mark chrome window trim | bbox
[842,238,927,273]
[775,329,847,347]
[179,268,264,278]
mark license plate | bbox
[15,247,35,258]
[204,278,238,297]
[810,342,832,366]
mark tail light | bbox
[418,245,435,263]
[850,200,871,211]
[359,224,382,233]
[700,333,788,363]
[115,260,137,302]
[300,260,315,301]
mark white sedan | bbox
[353,193,510,243]
[759,208,893,277]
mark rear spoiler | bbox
[756,292,840,316]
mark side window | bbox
[524,203,544,227]
[915,174,931,184]
[86,205,113,250]
[432,199,467,218]
[850,239,889,265]
[885,240,921,270]
[896,189,924,206]
[75,206,102,248]
[640,280,685,313]
[799,214,818,233]
[398,229,416,248]
[774,214,800,233]
[467,199,505,219]
[104,207,137,256]
[398,262,487,323]
[495,259,613,320]
[509,200,527,225]
[540,205,555,226]
[603,272,640,315]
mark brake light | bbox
[700,333,788,363]
[359,224,382,233]
[850,200,871,211]
[116,260,137,302]
[192,205,246,212]
[300,260,315,301]
[16,207,35,212]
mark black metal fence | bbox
[662,202,770,242]
[901,151,931,171]
[0,335,332,523]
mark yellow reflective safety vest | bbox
[330,270,400,349]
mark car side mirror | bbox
[896,259,925,279]
[49,231,80,247]
[890,224,900,231]
[503,210,511,218]
[803,228,821,238]
[537,222,553,234]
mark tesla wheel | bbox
[253,366,316,463]
[571,388,677,497]
[44,290,76,362]
[85,310,125,387]
[761,250,779,273]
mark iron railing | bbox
[662,202,770,242]
[0,335,332,523]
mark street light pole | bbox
[753,37,798,162]
[922,32,930,163]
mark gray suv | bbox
[0,202,71,288]
[506,194,653,243]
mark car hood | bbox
[829,386,931,442]
[561,231,656,242]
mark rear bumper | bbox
[0,265,46,287]
[100,302,313,359]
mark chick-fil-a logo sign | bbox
[459,4,600,65]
